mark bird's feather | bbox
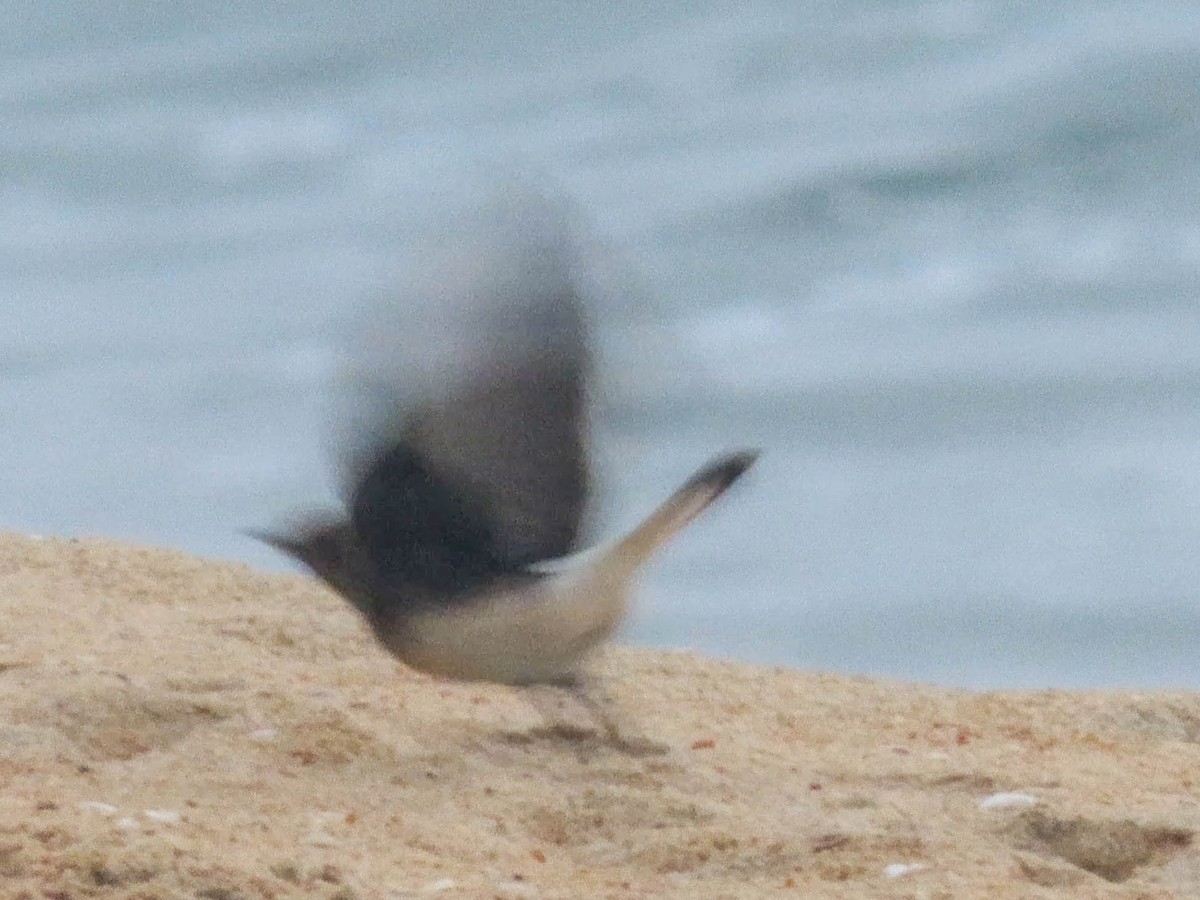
[339,190,592,597]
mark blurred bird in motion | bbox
[249,188,757,750]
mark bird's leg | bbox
[560,678,623,744]
[543,676,668,756]
[523,681,595,740]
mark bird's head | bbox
[244,517,374,615]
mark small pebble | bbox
[115,817,139,830]
[979,791,1038,810]
[424,878,456,893]
[144,809,181,824]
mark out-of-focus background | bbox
[4,3,1200,688]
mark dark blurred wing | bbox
[341,194,591,592]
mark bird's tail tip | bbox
[679,448,760,497]
[615,448,760,567]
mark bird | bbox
[249,190,757,746]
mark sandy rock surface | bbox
[1,532,1198,898]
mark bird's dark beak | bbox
[241,527,302,559]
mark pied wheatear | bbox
[250,191,757,747]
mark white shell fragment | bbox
[884,862,925,878]
[979,791,1039,810]
[77,801,118,815]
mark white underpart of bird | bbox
[378,448,757,685]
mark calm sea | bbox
[4,2,1200,687]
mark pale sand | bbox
[1,533,1199,899]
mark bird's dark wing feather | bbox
[351,441,513,594]
[342,195,591,596]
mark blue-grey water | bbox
[4,2,1200,688]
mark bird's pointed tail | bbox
[610,450,758,569]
